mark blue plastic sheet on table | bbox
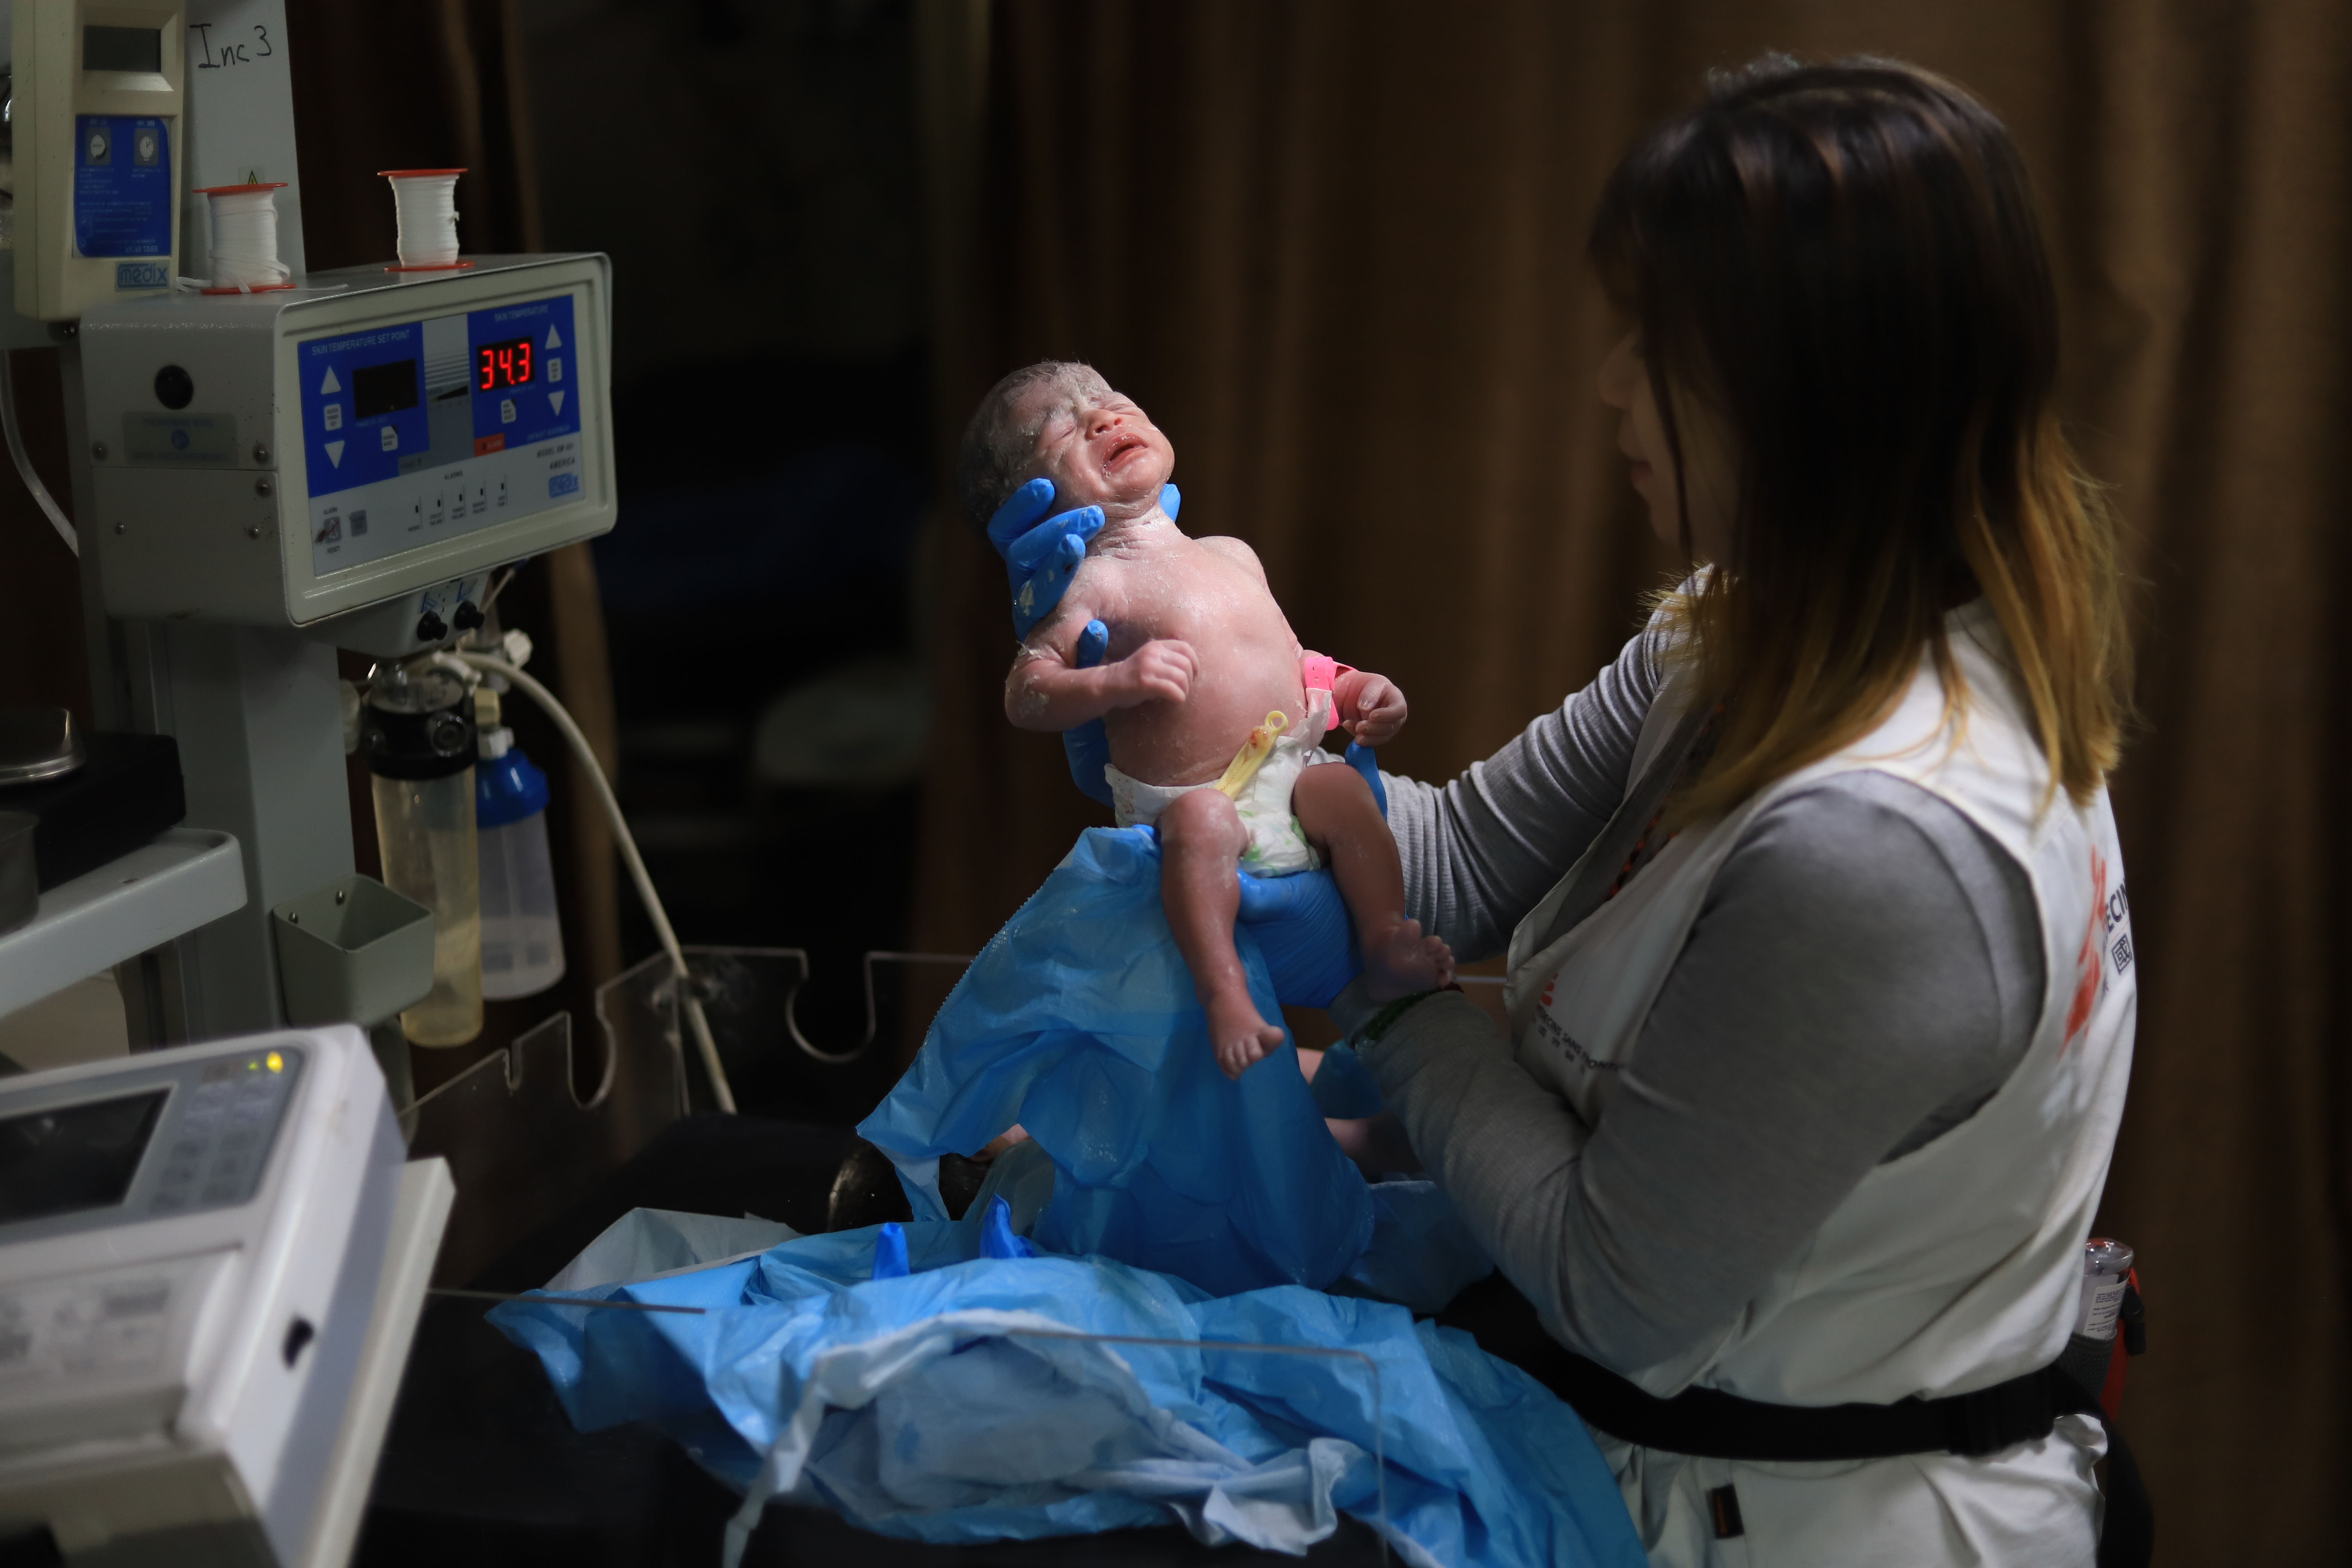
[545,1208,799,1292]
[860,825,1380,1298]
[488,1208,1645,1568]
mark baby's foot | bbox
[1207,989,1287,1080]
[1363,917,1455,1002]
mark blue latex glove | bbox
[987,476,1182,638]
[984,477,1181,806]
[1064,621,1116,804]
[1234,742,1386,1008]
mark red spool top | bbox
[191,182,288,195]
[377,168,467,179]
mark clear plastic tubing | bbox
[380,168,466,267]
[475,727,566,1000]
[362,662,484,1046]
[194,182,290,290]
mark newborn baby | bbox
[962,361,1453,1077]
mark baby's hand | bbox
[1339,673,1407,747]
[1110,639,1197,708]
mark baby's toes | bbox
[1233,1029,1280,1075]
[1390,924,1444,973]
[1364,922,1439,1000]
[1216,1029,1271,1079]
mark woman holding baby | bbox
[1332,58,2141,1567]
[988,55,2139,1568]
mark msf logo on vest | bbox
[2064,848,2132,1051]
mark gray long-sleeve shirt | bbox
[1369,620,2044,1377]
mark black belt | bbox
[1436,1274,2152,1567]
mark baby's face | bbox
[1018,381,1174,513]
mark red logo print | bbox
[2064,848,2108,1049]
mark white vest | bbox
[1504,602,2135,1565]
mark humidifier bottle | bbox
[361,662,483,1046]
[475,726,566,1000]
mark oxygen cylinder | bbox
[475,727,566,1000]
[361,662,483,1046]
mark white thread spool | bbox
[380,168,469,270]
[193,182,292,294]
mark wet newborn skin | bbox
[999,376,1450,1077]
[1002,384,1406,780]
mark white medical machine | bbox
[70,250,617,1039]
[10,0,188,323]
[0,1027,446,1566]
[82,251,616,647]
[0,3,616,1562]
[59,250,619,1049]
[2,0,617,1038]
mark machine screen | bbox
[353,359,420,420]
[300,291,586,575]
[0,1090,167,1225]
[83,25,162,73]
[476,336,533,390]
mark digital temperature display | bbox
[477,336,533,391]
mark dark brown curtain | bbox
[0,356,90,727]
[285,0,543,265]
[916,5,2351,1561]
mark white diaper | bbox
[1106,687,1342,878]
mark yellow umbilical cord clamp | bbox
[1214,711,1288,799]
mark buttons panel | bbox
[144,1053,302,1219]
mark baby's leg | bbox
[1290,764,1454,1001]
[1159,789,1287,1079]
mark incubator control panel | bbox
[80,252,615,633]
[298,292,582,579]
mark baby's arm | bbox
[1004,599,1197,732]
[1333,668,1409,747]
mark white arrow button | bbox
[324,440,345,468]
[549,391,566,415]
[545,325,564,350]
[321,366,342,395]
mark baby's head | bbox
[958,361,1174,532]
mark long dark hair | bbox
[1591,55,2127,815]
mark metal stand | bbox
[66,338,354,1045]
[129,622,354,1039]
